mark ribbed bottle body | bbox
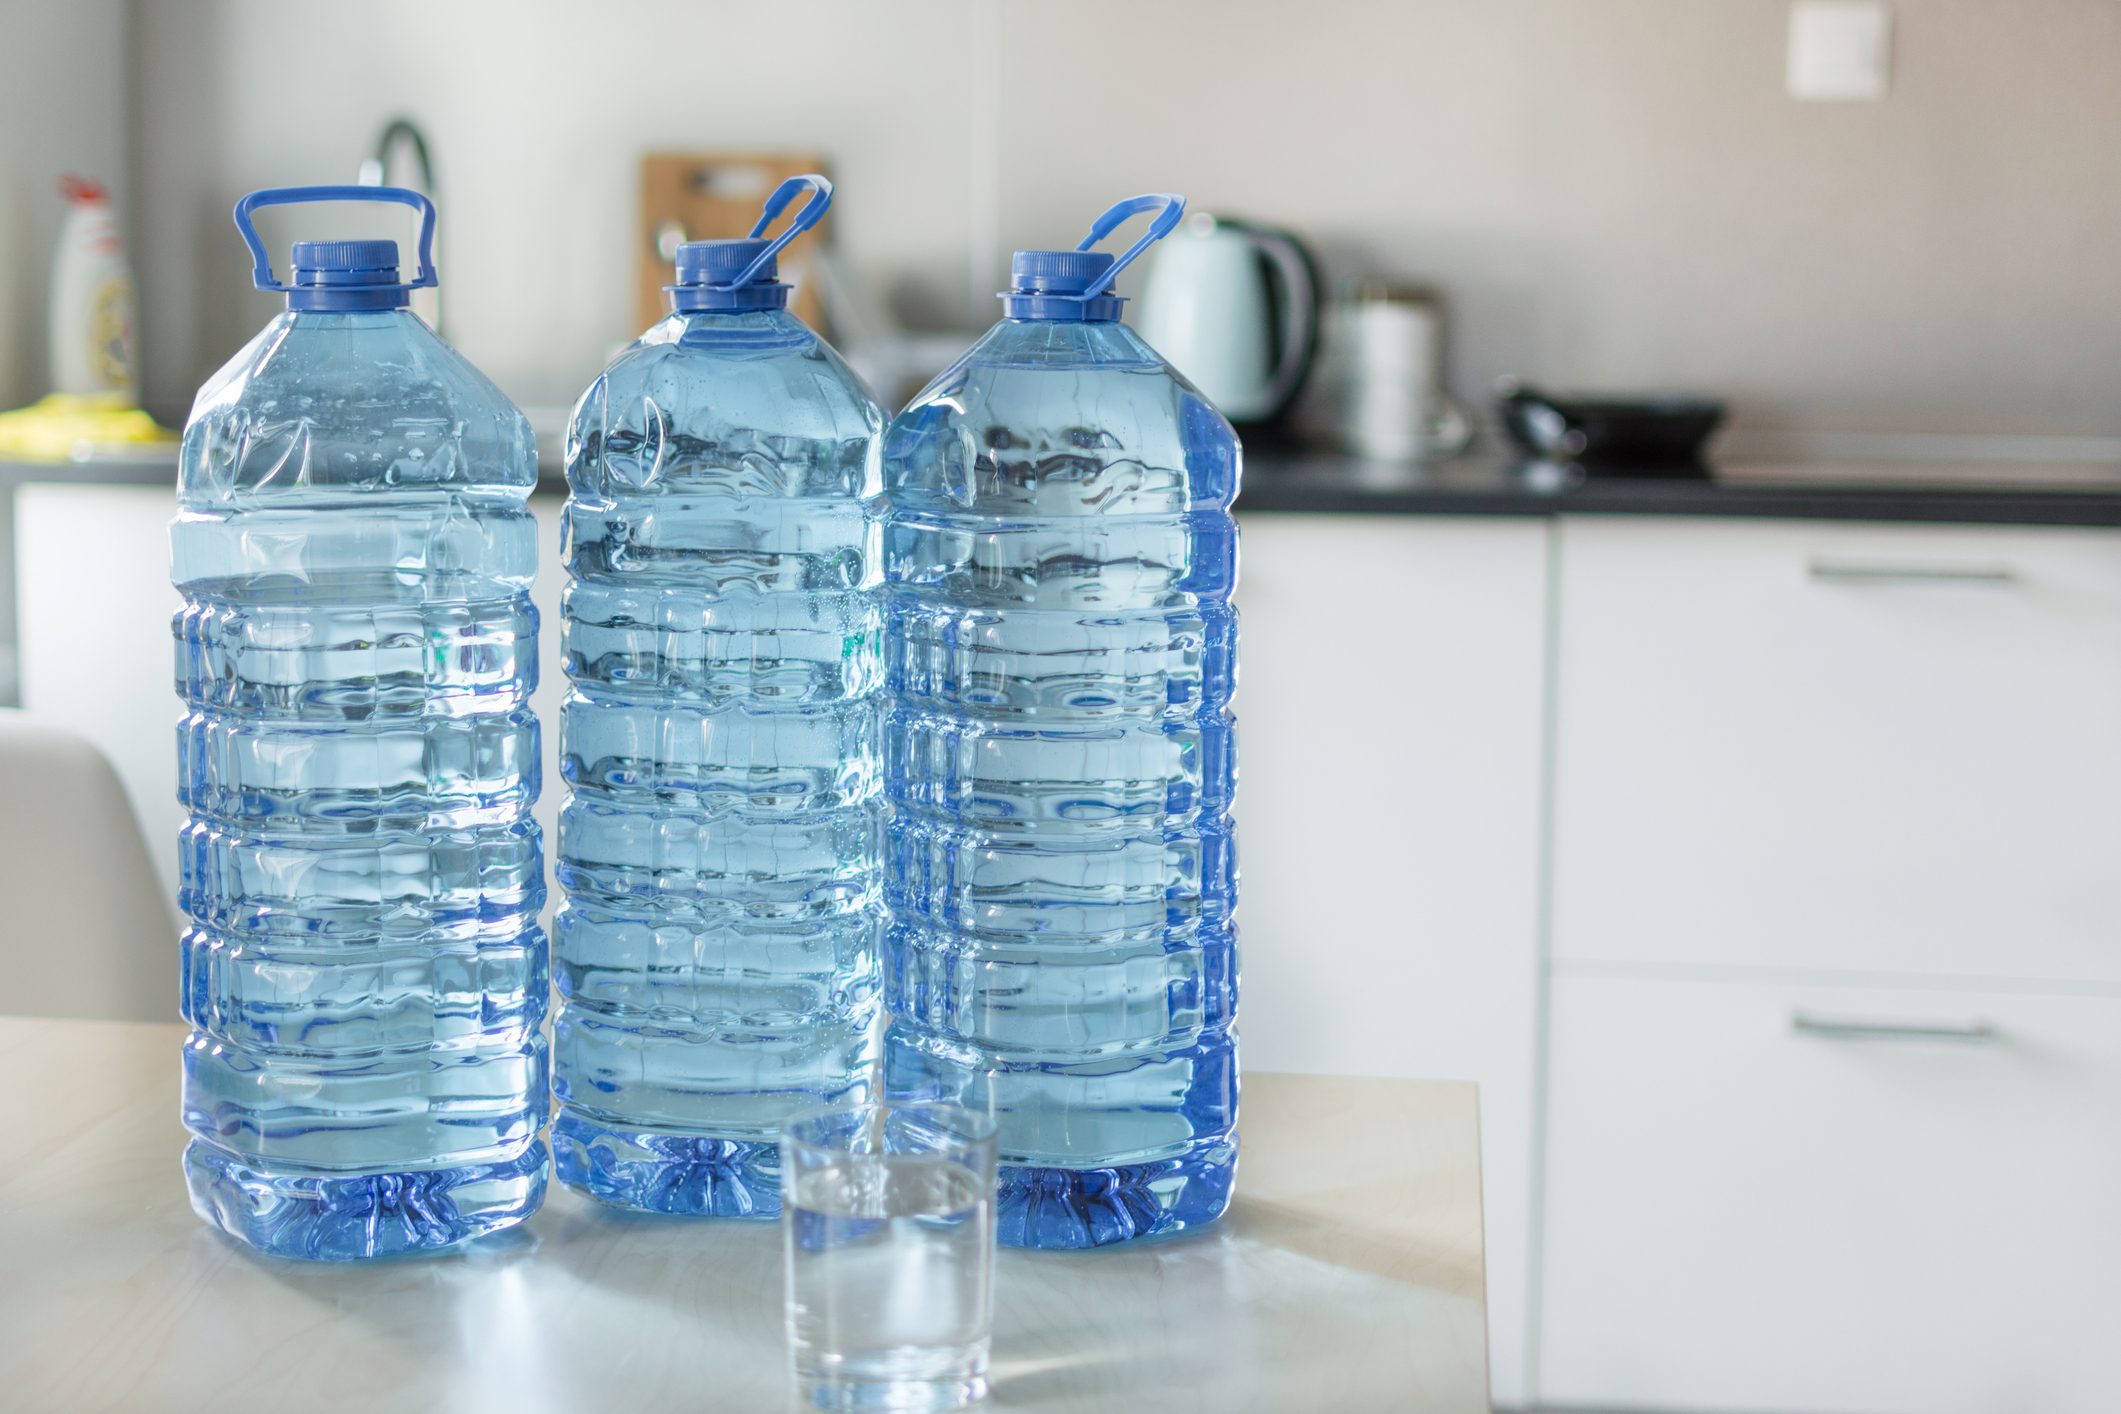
[552,309,885,1216]
[880,317,1241,1248]
[172,309,546,1260]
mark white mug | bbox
[1319,285,1473,462]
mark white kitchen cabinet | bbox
[1550,518,2121,984]
[16,484,187,904]
[1234,511,1550,1407]
[1538,514,2121,1413]
[1536,967,2121,1414]
[13,484,570,929]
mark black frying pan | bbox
[1498,382,1725,466]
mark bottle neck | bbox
[670,303,803,322]
[661,305,810,336]
[286,286,413,313]
[1000,292,1125,322]
[649,304,814,351]
[971,315,1157,368]
[279,306,418,327]
[667,285,792,315]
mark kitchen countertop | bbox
[0,455,179,488]
[12,449,2121,528]
[1238,451,2121,527]
[0,1016,1490,1414]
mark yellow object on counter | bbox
[0,392,177,463]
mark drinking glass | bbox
[781,1102,998,1411]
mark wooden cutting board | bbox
[637,151,831,333]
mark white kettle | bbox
[1135,213,1320,424]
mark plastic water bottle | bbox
[881,195,1241,1248]
[172,187,546,1259]
[552,176,885,1215]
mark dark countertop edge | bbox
[0,461,574,495]
[1234,480,2121,528]
[10,458,2121,530]
[0,460,179,488]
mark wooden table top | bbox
[0,1016,1489,1413]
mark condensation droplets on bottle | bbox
[171,187,547,1260]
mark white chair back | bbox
[0,710,176,1021]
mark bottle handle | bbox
[1074,193,1187,299]
[726,174,833,288]
[233,185,438,294]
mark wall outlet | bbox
[1787,1,1892,102]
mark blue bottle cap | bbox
[1010,249,1115,292]
[666,175,834,315]
[670,238,787,311]
[286,240,409,311]
[1004,250,1124,321]
[1000,194,1186,322]
[291,239,399,276]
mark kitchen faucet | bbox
[357,117,441,334]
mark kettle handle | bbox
[1244,226,1320,417]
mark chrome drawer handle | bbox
[1806,558,2019,585]
[1790,1011,1999,1043]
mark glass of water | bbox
[781,1101,999,1412]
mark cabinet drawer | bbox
[1536,969,2121,1413]
[1551,518,2121,983]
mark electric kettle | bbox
[1135,212,1320,424]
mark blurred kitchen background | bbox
[4,2,2119,1411]
[6,0,2119,444]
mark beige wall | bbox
[129,0,2121,440]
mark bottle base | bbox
[996,1137,1237,1250]
[552,1108,781,1217]
[183,1138,547,1262]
